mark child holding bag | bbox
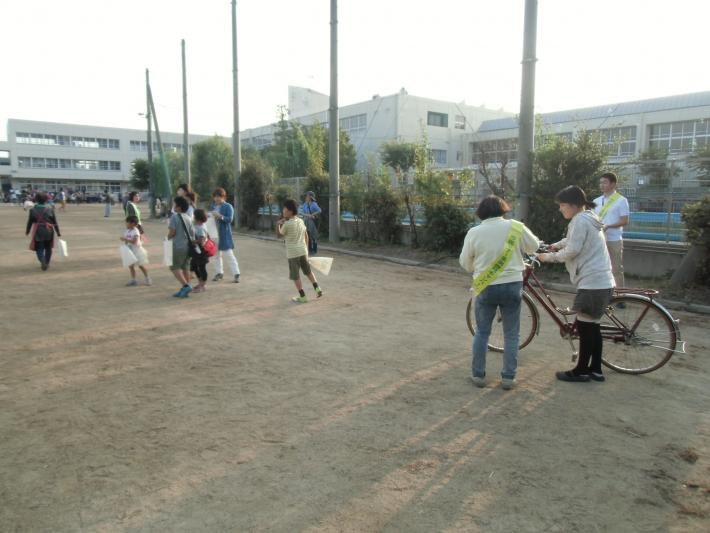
[120,215,151,286]
[191,209,212,293]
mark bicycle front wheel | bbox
[600,295,678,374]
[466,291,538,353]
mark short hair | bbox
[34,191,48,204]
[126,215,139,224]
[476,195,511,220]
[213,187,226,198]
[128,191,139,202]
[283,199,298,215]
[193,208,207,222]
[600,172,617,184]
[555,185,596,209]
[174,196,189,212]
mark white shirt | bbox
[593,192,630,242]
[459,217,540,286]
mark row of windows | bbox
[18,157,121,171]
[597,126,637,157]
[16,132,120,149]
[14,181,122,194]
[339,114,367,134]
[648,119,710,153]
[430,149,448,165]
[426,112,467,129]
[243,134,273,149]
[129,140,184,153]
[470,139,518,164]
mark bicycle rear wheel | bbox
[600,294,678,374]
[466,291,538,353]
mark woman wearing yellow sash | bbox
[538,186,615,383]
[459,196,540,390]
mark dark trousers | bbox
[35,240,53,265]
[575,320,603,374]
[191,258,208,282]
[307,230,318,255]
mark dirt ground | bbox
[0,204,708,533]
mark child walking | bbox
[276,199,323,303]
[167,196,196,298]
[191,209,210,293]
[538,186,615,383]
[120,215,152,286]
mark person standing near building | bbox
[26,192,61,271]
[104,188,112,218]
[593,172,629,289]
[301,191,321,255]
[459,196,540,390]
[210,187,241,283]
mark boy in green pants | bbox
[276,199,323,303]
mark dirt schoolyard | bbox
[0,204,708,532]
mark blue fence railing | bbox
[257,206,685,242]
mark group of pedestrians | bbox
[459,172,628,387]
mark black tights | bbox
[574,320,603,374]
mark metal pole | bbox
[148,86,171,199]
[328,0,340,242]
[665,159,674,243]
[514,0,538,222]
[146,68,154,216]
[231,0,242,228]
[181,39,191,187]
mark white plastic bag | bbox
[205,215,219,243]
[163,239,173,266]
[308,256,333,276]
[119,245,138,268]
[57,239,68,258]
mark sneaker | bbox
[126,279,138,287]
[291,295,308,304]
[172,288,184,297]
[41,262,48,271]
[555,370,591,382]
[588,372,606,382]
[471,376,486,388]
[212,273,223,282]
[144,277,152,286]
[178,285,193,298]
[315,287,323,298]
[234,274,240,283]
[501,378,515,390]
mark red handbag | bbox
[202,237,217,257]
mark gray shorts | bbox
[573,288,614,320]
[288,255,311,280]
[171,248,190,271]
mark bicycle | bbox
[465,252,685,374]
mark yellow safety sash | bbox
[472,220,524,295]
[598,192,621,219]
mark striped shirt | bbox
[281,217,308,259]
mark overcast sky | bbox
[2,0,709,140]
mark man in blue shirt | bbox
[210,187,241,283]
[301,191,321,255]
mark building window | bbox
[99,160,109,170]
[109,139,120,149]
[339,113,367,134]
[596,126,637,157]
[427,112,448,128]
[649,119,710,154]
[109,161,120,171]
[18,156,31,167]
[471,139,518,164]
[430,149,447,166]
[31,157,46,168]
[46,158,59,168]
[59,159,72,169]
[455,115,466,130]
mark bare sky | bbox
[1,0,708,140]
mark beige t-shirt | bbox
[281,217,308,259]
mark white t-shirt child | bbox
[124,227,149,265]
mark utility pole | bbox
[515,0,538,222]
[181,39,191,187]
[231,0,242,228]
[148,85,171,201]
[328,0,340,242]
[146,68,154,216]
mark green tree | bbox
[191,136,234,201]
[238,153,273,229]
[381,140,420,246]
[690,145,710,180]
[129,159,151,190]
[637,146,674,188]
[325,129,358,175]
[529,130,608,243]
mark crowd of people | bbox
[23,173,629,384]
